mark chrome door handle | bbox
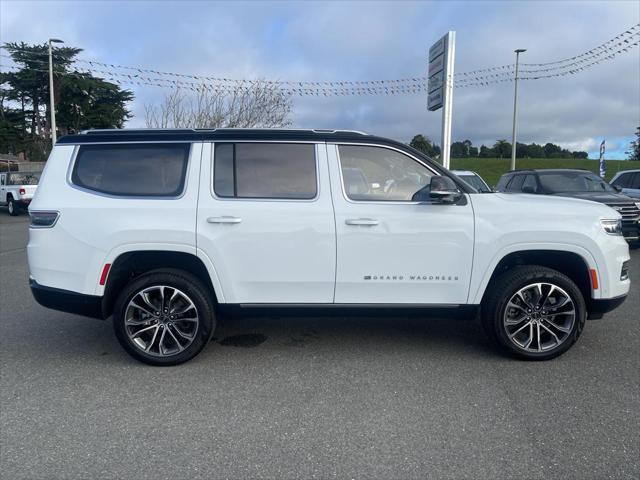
[207,216,242,224]
[345,218,379,226]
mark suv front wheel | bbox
[482,265,586,360]
[113,269,216,365]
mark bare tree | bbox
[144,81,292,129]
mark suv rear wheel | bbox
[7,196,18,216]
[481,265,586,360]
[113,269,216,365]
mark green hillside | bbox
[448,158,640,187]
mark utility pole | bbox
[48,38,64,146]
[510,48,526,171]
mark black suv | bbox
[496,169,640,243]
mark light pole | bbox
[48,38,64,146]
[510,48,526,171]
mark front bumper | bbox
[622,220,639,242]
[587,294,627,320]
[30,278,104,320]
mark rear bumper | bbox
[30,278,104,320]
[587,294,627,320]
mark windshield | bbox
[538,171,615,193]
[458,174,491,192]
[8,172,40,185]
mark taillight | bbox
[29,211,59,228]
[19,188,26,195]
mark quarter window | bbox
[214,143,317,199]
[72,144,190,197]
[338,145,433,201]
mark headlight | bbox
[601,219,622,236]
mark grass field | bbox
[448,158,640,187]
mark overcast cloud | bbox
[1,0,639,158]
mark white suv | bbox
[28,129,631,365]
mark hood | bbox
[549,191,636,204]
[483,192,621,219]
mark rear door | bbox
[196,142,336,304]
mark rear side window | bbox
[214,143,317,199]
[72,143,190,197]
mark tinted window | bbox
[338,145,433,201]
[632,173,640,188]
[72,144,190,196]
[506,175,525,192]
[538,171,615,193]
[522,174,538,193]
[214,143,316,199]
[612,172,631,188]
[495,174,512,191]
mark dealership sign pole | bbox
[428,31,456,169]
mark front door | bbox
[196,142,336,304]
[328,143,474,304]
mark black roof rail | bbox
[79,128,369,136]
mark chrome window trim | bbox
[66,143,194,200]
[332,142,453,205]
[208,141,321,204]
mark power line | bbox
[1,23,637,89]
[1,24,638,95]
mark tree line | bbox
[0,42,134,161]
[409,134,589,160]
[1,42,290,162]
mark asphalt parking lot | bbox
[1,212,638,480]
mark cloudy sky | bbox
[1,0,639,158]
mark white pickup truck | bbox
[27,129,631,365]
[0,171,40,216]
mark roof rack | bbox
[80,127,368,136]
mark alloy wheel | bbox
[124,285,199,357]
[503,282,576,353]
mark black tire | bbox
[113,269,216,366]
[7,196,18,216]
[481,265,586,360]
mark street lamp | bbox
[48,38,64,146]
[510,48,526,171]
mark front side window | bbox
[612,172,633,188]
[506,175,525,192]
[522,174,538,193]
[72,143,190,197]
[214,143,317,199]
[338,145,433,201]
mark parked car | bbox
[610,169,640,199]
[496,169,640,243]
[28,129,630,365]
[451,170,492,192]
[0,171,40,216]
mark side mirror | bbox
[417,175,462,203]
[612,185,622,193]
[522,185,536,194]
